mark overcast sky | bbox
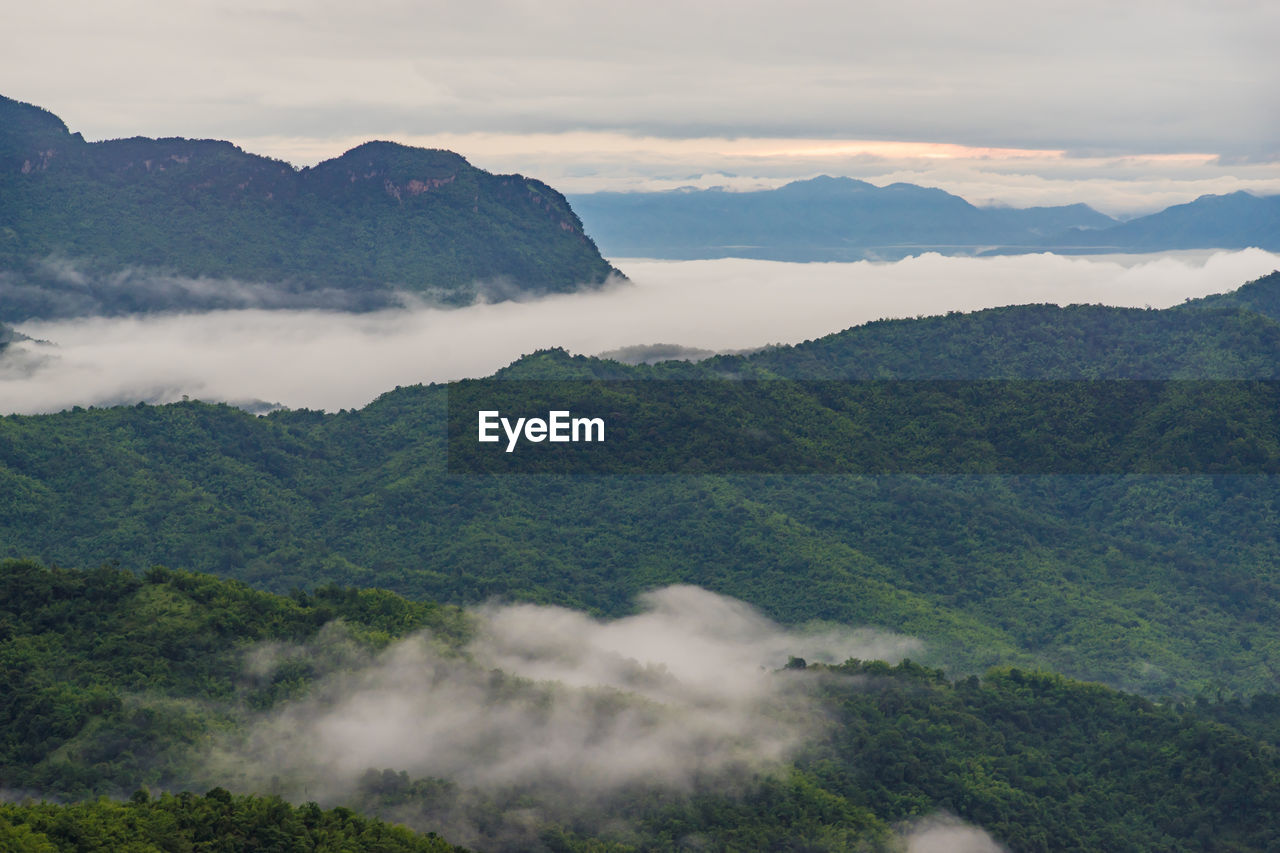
[2,1,1276,213]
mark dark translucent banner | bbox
[445,379,1280,474]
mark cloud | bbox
[0,259,407,321]
[2,2,1276,164]
[3,251,1278,415]
[900,814,1007,853]
[4,2,1276,220]
[206,585,920,848]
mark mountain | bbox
[0,95,620,320]
[568,177,1279,260]
[567,175,1119,260]
[6,273,1280,699]
[12,275,1280,850]
[1043,190,1280,253]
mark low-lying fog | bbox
[3,250,1277,414]
[209,585,929,850]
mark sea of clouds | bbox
[2,250,1278,415]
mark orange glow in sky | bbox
[738,140,1067,160]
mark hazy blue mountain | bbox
[570,177,1279,260]
[568,175,1118,259]
[1041,190,1280,253]
[0,95,620,320]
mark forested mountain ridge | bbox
[5,273,1280,697]
[0,559,469,796]
[0,94,620,320]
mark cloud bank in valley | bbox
[209,585,921,849]
[2,250,1278,415]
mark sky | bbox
[5,250,1278,415]
[2,0,1277,214]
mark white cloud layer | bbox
[211,585,919,848]
[3,251,1278,415]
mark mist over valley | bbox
[4,250,1278,415]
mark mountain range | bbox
[0,94,620,320]
[4,271,1280,697]
[8,272,1280,850]
[569,176,1280,260]
[10,274,1280,848]
[8,91,1280,851]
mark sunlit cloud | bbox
[741,140,1069,161]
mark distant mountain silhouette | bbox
[569,177,1277,260]
[569,176,1117,260]
[1040,191,1280,253]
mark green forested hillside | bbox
[718,300,1280,379]
[5,275,1280,697]
[0,94,620,319]
[0,559,468,797]
[3,562,1279,852]
[0,790,466,853]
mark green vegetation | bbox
[8,271,1280,848]
[0,558,468,797]
[3,275,1280,695]
[815,661,1280,851]
[0,789,465,852]
[6,86,1279,853]
[573,659,1280,851]
[3,562,1280,851]
[0,94,619,319]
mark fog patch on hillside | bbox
[207,585,920,850]
[901,814,1008,853]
